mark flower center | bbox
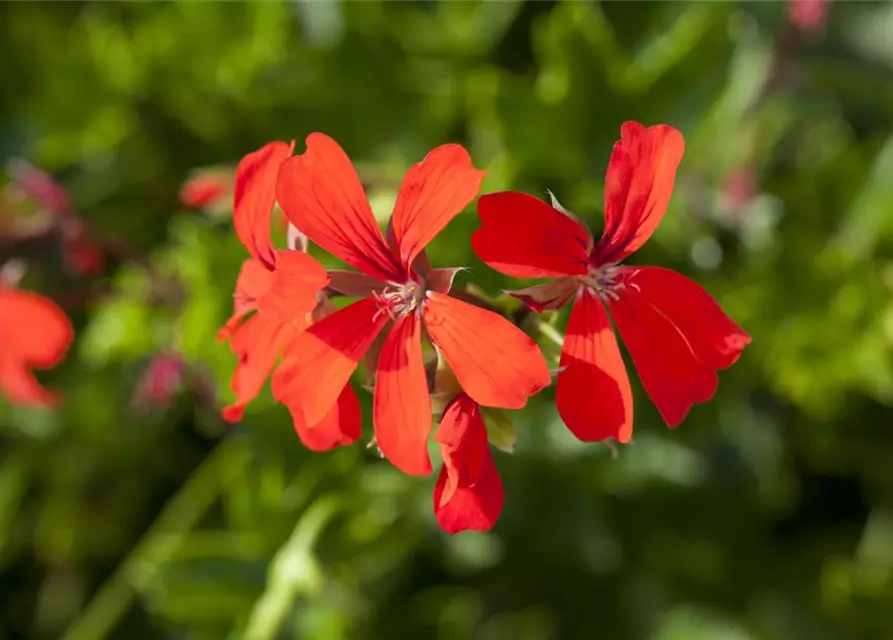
[372,280,425,320]
[581,264,621,301]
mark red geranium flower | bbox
[218,142,357,450]
[0,285,73,406]
[271,134,551,476]
[472,122,751,443]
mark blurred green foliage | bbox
[2,1,893,639]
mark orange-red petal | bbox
[556,291,633,443]
[433,453,503,534]
[621,267,751,370]
[257,250,330,324]
[434,394,487,504]
[433,395,503,533]
[373,315,432,476]
[222,313,302,423]
[595,122,685,264]
[608,284,718,428]
[218,258,274,341]
[289,383,362,452]
[233,141,293,269]
[473,191,590,278]
[276,133,402,280]
[423,292,550,409]
[272,297,389,428]
[390,144,485,270]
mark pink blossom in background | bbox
[132,353,186,410]
[7,159,73,217]
[722,166,757,216]
[789,0,831,35]
[4,160,106,276]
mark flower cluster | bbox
[219,122,751,534]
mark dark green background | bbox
[2,2,893,639]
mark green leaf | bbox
[481,408,518,454]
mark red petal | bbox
[289,383,362,451]
[222,313,301,423]
[622,267,751,370]
[385,218,432,277]
[473,191,590,278]
[373,315,432,476]
[272,297,389,428]
[218,259,274,341]
[595,122,685,264]
[276,134,402,280]
[556,291,633,443]
[435,394,487,504]
[608,284,718,428]
[432,396,503,535]
[257,250,329,323]
[423,292,550,409]
[433,453,503,534]
[233,141,293,269]
[508,277,579,313]
[0,288,73,368]
[390,144,485,269]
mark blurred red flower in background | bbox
[0,284,73,407]
[179,167,235,209]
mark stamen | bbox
[582,264,623,302]
[372,282,424,320]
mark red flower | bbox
[0,285,73,406]
[472,122,751,443]
[218,141,352,450]
[434,393,503,534]
[272,134,551,476]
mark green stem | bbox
[242,495,346,640]
[537,321,565,348]
[61,436,252,640]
